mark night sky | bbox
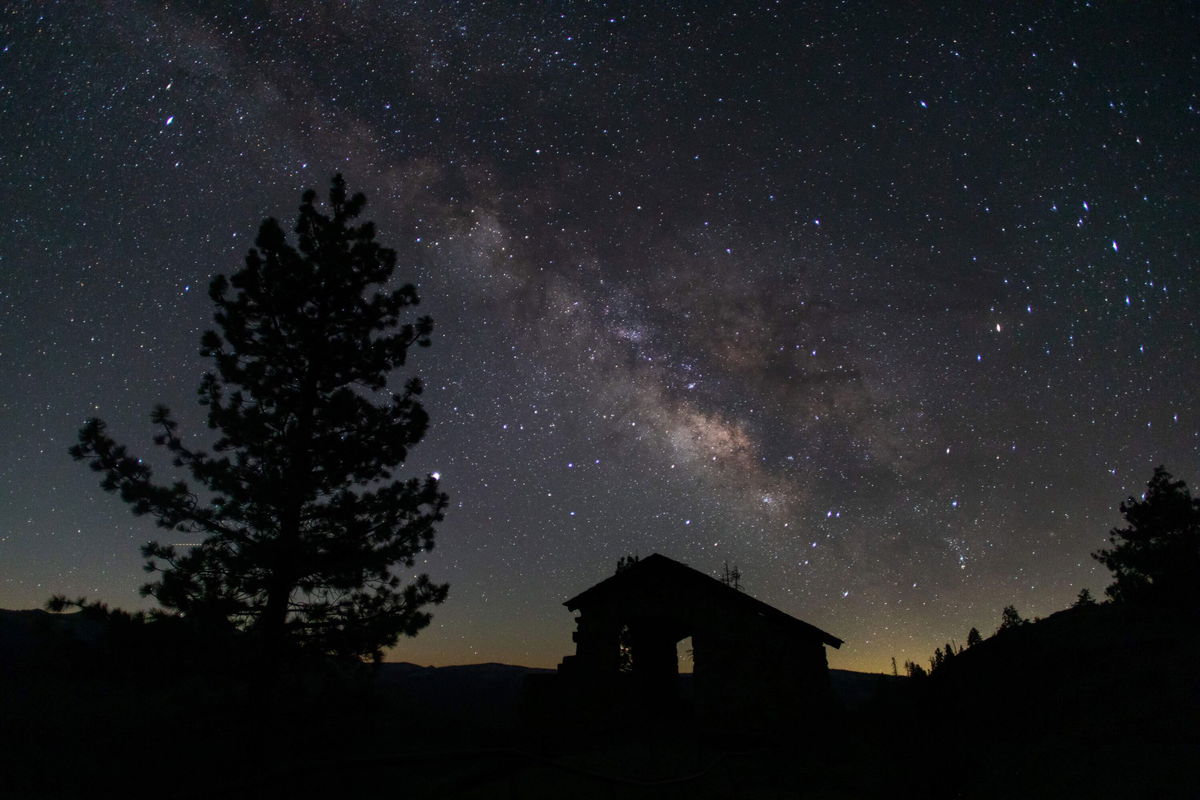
[2,3,1198,672]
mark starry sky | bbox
[2,2,1198,672]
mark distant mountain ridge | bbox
[0,607,106,657]
[375,659,897,712]
[0,607,895,713]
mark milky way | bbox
[2,3,1197,670]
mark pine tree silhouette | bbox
[966,627,983,648]
[1093,466,1200,607]
[1072,588,1097,608]
[998,605,1026,632]
[71,175,448,663]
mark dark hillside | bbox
[922,603,1199,798]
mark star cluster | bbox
[1,3,1197,671]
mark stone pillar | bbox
[561,611,621,675]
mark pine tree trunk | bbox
[260,560,294,657]
[256,377,317,663]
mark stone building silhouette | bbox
[554,553,842,724]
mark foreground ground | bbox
[2,604,1197,798]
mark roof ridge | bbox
[563,553,842,648]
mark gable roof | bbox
[565,553,843,649]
